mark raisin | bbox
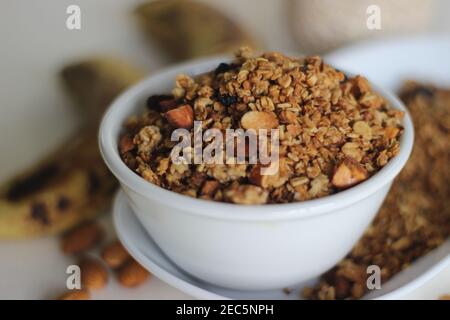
[219,95,238,106]
[146,94,178,112]
[214,63,232,75]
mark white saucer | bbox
[113,191,450,300]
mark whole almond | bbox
[58,289,90,300]
[200,180,220,196]
[241,111,279,130]
[119,134,135,154]
[164,104,194,129]
[61,222,103,255]
[117,260,150,288]
[331,157,368,189]
[80,257,109,290]
[101,240,131,269]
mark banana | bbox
[134,0,257,61]
[0,58,143,239]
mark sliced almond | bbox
[331,157,368,189]
[164,104,194,129]
[241,111,279,130]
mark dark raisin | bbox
[219,95,238,107]
[31,202,49,225]
[57,196,71,211]
[300,64,309,73]
[214,63,232,75]
[6,164,59,201]
[146,94,177,112]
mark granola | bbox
[119,48,403,204]
[304,82,450,300]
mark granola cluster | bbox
[119,48,403,204]
[304,82,450,300]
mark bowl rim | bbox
[99,55,414,221]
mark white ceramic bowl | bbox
[99,56,414,291]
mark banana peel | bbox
[135,0,257,61]
[0,58,143,239]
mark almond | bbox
[164,104,194,129]
[80,257,109,290]
[61,222,103,255]
[249,164,287,189]
[241,111,279,130]
[331,157,368,189]
[119,134,135,154]
[117,260,150,288]
[101,240,131,269]
[200,180,220,196]
[384,127,400,139]
[58,289,90,300]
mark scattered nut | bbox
[119,134,135,154]
[57,289,90,300]
[61,222,103,255]
[80,257,109,290]
[164,104,194,129]
[241,111,279,130]
[117,260,150,288]
[200,180,220,196]
[101,240,131,269]
[331,157,368,189]
[384,127,400,139]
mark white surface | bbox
[99,55,412,290]
[114,191,450,300]
[1,0,450,299]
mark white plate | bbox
[112,34,450,300]
[113,191,450,300]
[324,34,450,91]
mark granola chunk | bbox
[133,125,162,162]
[224,184,268,205]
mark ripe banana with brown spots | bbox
[0,58,143,238]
